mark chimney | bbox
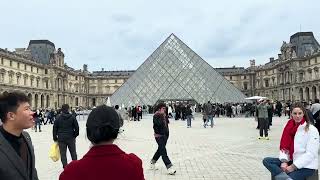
[278,54,282,60]
[250,59,255,67]
[269,57,274,62]
[83,64,88,72]
[102,68,104,71]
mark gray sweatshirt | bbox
[257,103,269,119]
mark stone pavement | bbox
[26,114,319,180]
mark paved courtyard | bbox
[26,114,319,180]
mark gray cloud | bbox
[0,0,319,71]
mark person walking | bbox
[59,105,144,180]
[53,104,79,168]
[203,101,214,128]
[186,104,193,128]
[267,100,273,129]
[34,109,41,132]
[149,103,176,175]
[276,101,282,117]
[0,91,39,180]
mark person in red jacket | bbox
[59,105,145,180]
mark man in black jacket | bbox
[150,103,176,175]
[53,104,79,168]
[0,91,38,180]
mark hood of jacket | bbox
[60,112,73,119]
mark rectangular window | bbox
[37,68,39,73]
[16,76,20,84]
[10,61,12,67]
[9,75,13,83]
[265,80,269,87]
[0,73,4,82]
[31,67,33,72]
[45,69,48,74]
[1,58,3,65]
[230,76,232,80]
[24,64,27,70]
[243,83,248,90]
[243,76,246,79]
[75,76,78,80]
[45,81,48,88]
[265,71,268,75]
[315,58,318,64]
[299,73,303,81]
[17,63,20,69]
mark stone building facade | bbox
[2,32,320,109]
[217,32,320,102]
[0,40,132,109]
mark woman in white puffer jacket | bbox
[263,102,319,180]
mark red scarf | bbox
[280,117,305,160]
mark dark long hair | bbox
[291,102,310,131]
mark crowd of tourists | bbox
[0,91,319,179]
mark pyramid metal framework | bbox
[110,34,247,106]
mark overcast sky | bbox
[0,0,319,71]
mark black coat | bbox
[186,108,192,116]
[153,113,169,137]
[0,131,38,180]
[53,112,79,141]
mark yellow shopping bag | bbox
[49,142,60,162]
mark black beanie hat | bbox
[86,105,120,130]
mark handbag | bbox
[49,142,60,162]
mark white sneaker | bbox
[149,163,158,170]
[167,166,176,175]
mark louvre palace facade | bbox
[1,32,320,109]
[0,40,133,109]
[218,32,320,102]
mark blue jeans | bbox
[204,115,214,127]
[262,157,315,179]
[34,118,41,131]
[186,115,192,127]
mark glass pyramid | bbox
[110,34,247,107]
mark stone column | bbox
[288,88,291,101]
[34,94,40,110]
[305,87,309,102]
[43,95,47,109]
[318,86,320,100]
[31,94,35,109]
